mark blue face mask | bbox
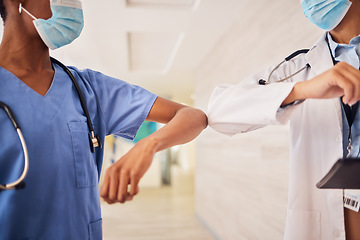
[21,0,84,50]
[301,0,352,31]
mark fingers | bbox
[307,62,360,104]
[99,142,154,205]
[100,163,141,204]
[100,174,117,204]
[115,171,140,203]
[100,174,110,198]
[117,171,130,203]
[334,62,360,105]
[108,172,120,201]
[129,173,140,196]
[334,71,355,105]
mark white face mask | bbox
[21,0,84,50]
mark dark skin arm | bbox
[0,0,208,205]
[100,97,208,203]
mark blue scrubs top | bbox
[0,63,157,240]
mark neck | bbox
[0,15,51,71]
[330,1,360,44]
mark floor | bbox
[101,168,216,240]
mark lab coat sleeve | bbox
[207,67,303,135]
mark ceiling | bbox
[49,0,248,103]
[0,0,254,103]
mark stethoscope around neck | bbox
[0,57,102,191]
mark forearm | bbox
[140,107,207,153]
[100,103,207,204]
[281,82,307,106]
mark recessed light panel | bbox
[127,0,195,9]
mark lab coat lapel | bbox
[305,33,334,75]
[306,33,343,165]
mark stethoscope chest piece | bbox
[258,79,267,85]
[89,132,102,153]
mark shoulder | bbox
[283,49,309,70]
[66,66,99,82]
[66,65,156,100]
[66,66,131,89]
[281,32,328,71]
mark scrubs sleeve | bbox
[207,61,304,136]
[80,69,157,139]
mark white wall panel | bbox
[194,0,323,239]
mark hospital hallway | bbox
[0,0,331,238]
[101,166,215,240]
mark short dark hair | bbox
[0,0,6,22]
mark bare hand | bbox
[283,62,360,106]
[100,139,156,204]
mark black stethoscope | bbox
[0,58,102,191]
[258,49,310,85]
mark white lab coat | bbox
[208,33,346,240]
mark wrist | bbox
[282,82,305,106]
[138,136,160,154]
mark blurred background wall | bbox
[193,0,322,239]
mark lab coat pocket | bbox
[68,122,98,188]
[284,209,321,240]
[89,218,103,240]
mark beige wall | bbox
[194,0,323,239]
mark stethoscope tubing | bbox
[0,58,101,190]
[259,49,310,85]
[50,58,101,152]
[0,102,29,190]
[50,58,95,134]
